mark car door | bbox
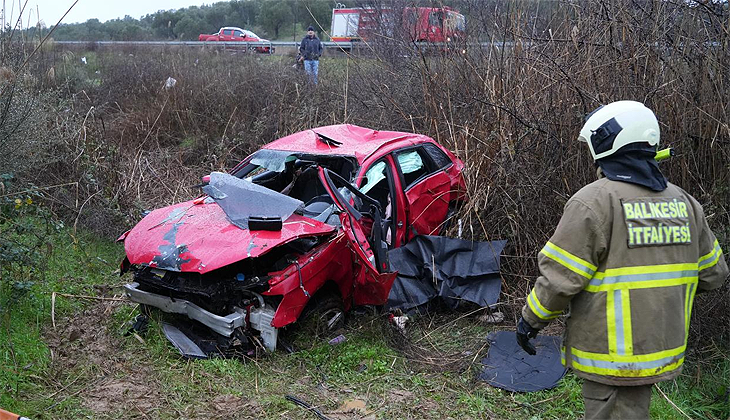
[356,155,406,248]
[393,146,451,239]
[318,167,397,306]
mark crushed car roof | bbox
[262,124,432,164]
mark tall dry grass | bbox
[8,1,728,343]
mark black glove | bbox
[516,317,539,355]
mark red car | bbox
[119,124,466,356]
[198,26,273,53]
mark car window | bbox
[422,143,452,169]
[395,149,430,190]
[359,161,387,194]
[233,30,244,37]
[223,29,233,36]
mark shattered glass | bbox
[203,172,304,230]
[249,149,297,173]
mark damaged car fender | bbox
[264,234,356,328]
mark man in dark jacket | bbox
[299,26,323,84]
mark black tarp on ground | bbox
[479,331,567,392]
[386,236,506,311]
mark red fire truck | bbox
[330,6,466,43]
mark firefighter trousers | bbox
[582,379,652,419]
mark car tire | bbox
[280,292,345,351]
[305,293,345,339]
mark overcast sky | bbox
[2,0,212,26]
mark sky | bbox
[2,0,212,26]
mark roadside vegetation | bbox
[2,0,729,418]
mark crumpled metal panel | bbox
[202,171,303,229]
[405,171,452,236]
[124,198,335,274]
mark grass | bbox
[1,216,728,419]
[0,213,122,417]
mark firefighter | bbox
[516,100,728,419]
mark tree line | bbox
[32,0,337,42]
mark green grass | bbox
[0,211,122,417]
[1,214,728,419]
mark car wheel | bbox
[307,293,345,338]
[281,292,345,351]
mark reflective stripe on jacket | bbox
[522,177,728,386]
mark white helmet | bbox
[578,101,660,160]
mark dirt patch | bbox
[44,300,163,418]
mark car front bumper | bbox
[123,282,245,337]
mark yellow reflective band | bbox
[527,289,562,320]
[699,240,722,271]
[569,356,684,377]
[606,290,617,355]
[586,277,697,292]
[584,263,698,292]
[597,263,697,277]
[541,242,597,279]
[571,344,685,363]
[621,289,633,356]
[685,282,697,334]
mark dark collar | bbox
[596,150,667,192]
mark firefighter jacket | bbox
[522,177,728,386]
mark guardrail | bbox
[52,40,723,51]
[54,40,354,49]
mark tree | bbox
[259,1,294,39]
[174,15,208,40]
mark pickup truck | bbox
[198,27,273,53]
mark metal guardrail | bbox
[52,39,723,51]
[54,40,354,49]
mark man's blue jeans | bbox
[304,59,319,84]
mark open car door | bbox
[318,167,397,306]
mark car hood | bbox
[124,198,336,275]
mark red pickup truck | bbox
[198,27,273,53]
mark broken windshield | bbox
[233,150,358,187]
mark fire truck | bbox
[330,6,466,43]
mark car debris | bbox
[328,334,346,345]
[119,124,468,357]
[164,77,177,89]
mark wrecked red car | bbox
[119,124,466,356]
